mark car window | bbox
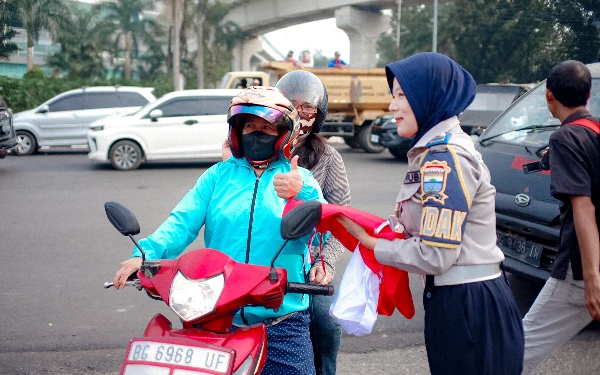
[156,98,199,117]
[48,94,85,112]
[118,92,150,107]
[83,92,122,109]
[481,79,600,145]
[466,88,519,112]
[197,97,233,115]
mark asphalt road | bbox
[0,144,598,375]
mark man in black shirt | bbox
[522,60,600,374]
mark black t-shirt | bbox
[549,109,600,280]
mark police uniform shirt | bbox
[373,116,504,277]
[548,108,600,281]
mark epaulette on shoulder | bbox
[425,133,452,153]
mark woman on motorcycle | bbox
[113,86,325,375]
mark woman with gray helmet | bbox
[221,78,351,374]
[276,70,352,375]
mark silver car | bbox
[12,86,156,155]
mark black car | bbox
[476,62,600,282]
[371,83,533,159]
[0,93,17,158]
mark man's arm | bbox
[572,195,600,321]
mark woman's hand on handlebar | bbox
[309,264,332,285]
[113,257,143,289]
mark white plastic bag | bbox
[329,247,380,336]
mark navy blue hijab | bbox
[385,52,476,147]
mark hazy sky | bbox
[264,18,351,63]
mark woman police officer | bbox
[337,53,524,374]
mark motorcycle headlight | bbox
[169,271,225,322]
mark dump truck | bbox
[218,61,391,153]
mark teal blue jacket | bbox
[133,156,325,324]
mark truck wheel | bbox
[358,124,385,153]
[109,140,143,170]
[344,136,361,149]
[388,145,408,160]
[14,130,37,155]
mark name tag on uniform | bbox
[404,171,420,184]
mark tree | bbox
[0,0,19,60]
[5,0,66,72]
[185,0,241,88]
[376,0,600,83]
[99,0,161,80]
[46,5,112,78]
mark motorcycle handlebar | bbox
[287,282,334,296]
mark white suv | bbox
[13,86,156,155]
[87,89,241,170]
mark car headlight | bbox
[169,271,224,321]
[89,125,104,131]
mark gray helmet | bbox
[275,70,328,133]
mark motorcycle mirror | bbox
[105,202,141,236]
[104,202,146,262]
[280,201,322,240]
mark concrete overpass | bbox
[225,0,442,70]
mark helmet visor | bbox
[229,105,290,129]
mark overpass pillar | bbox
[335,6,390,68]
[232,37,263,71]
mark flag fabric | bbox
[283,200,415,319]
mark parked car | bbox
[371,83,533,159]
[475,62,600,282]
[12,86,156,155]
[87,89,242,170]
[0,93,18,158]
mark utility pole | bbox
[396,0,402,60]
[173,0,183,91]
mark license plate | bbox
[370,134,379,143]
[126,340,232,373]
[496,232,543,267]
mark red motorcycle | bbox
[103,200,333,375]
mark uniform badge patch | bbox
[420,160,451,205]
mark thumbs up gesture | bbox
[274,155,303,199]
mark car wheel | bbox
[344,135,361,149]
[358,123,385,153]
[14,131,37,156]
[388,145,408,160]
[109,140,143,170]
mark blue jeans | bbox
[309,293,342,375]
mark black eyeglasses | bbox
[291,101,318,115]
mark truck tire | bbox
[14,130,37,155]
[358,123,385,153]
[344,135,361,149]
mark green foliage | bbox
[46,3,112,79]
[6,0,67,71]
[0,75,172,112]
[98,0,163,79]
[0,0,19,60]
[22,66,46,79]
[184,0,243,88]
[377,0,600,83]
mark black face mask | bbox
[242,131,278,161]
